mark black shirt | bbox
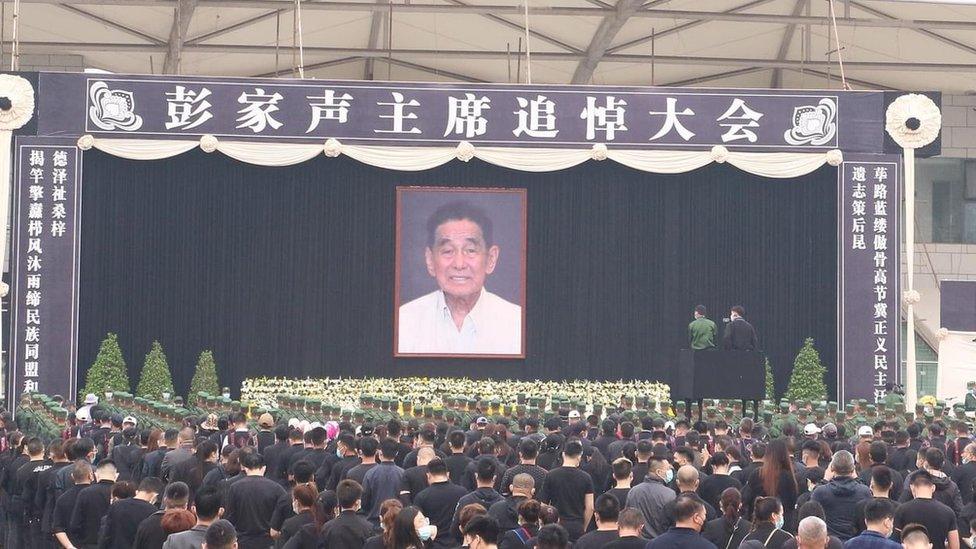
[70,479,114,548]
[224,474,288,549]
[539,465,594,523]
[413,480,468,549]
[52,483,85,543]
[276,509,313,549]
[319,509,374,549]
[37,460,71,535]
[345,462,377,486]
[445,453,473,485]
[697,474,742,511]
[327,455,362,491]
[132,510,169,549]
[499,463,548,496]
[894,498,957,549]
[608,487,631,508]
[606,535,654,549]
[99,497,157,549]
[399,465,429,504]
[575,528,620,549]
[263,440,290,481]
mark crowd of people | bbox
[0,399,974,549]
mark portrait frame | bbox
[394,186,527,359]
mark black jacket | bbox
[703,517,752,549]
[488,495,529,531]
[99,497,157,549]
[723,318,758,351]
[319,509,374,549]
[69,479,115,548]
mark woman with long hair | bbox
[389,506,435,549]
[742,438,799,528]
[703,488,752,549]
[740,496,794,549]
[364,499,404,549]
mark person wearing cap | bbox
[894,471,959,549]
[255,413,276,453]
[76,394,98,426]
[805,424,823,440]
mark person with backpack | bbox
[222,413,255,450]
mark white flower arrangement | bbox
[240,376,671,414]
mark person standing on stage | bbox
[723,305,759,351]
[689,305,717,350]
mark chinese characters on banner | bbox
[839,156,901,404]
[8,138,81,406]
[32,73,895,151]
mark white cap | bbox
[123,416,137,426]
[858,425,874,437]
[803,423,821,436]
[75,409,90,422]
[309,422,324,431]
[299,420,311,432]
[568,410,581,419]
[84,393,98,405]
[287,418,300,428]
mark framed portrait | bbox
[395,187,527,358]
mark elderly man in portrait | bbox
[398,200,522,355]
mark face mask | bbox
[665,469,675,484]
[964,457,971,465]
[418,525,435,541]
[775,516,784,530]
[336,447,343,458]
[293,502,301,515]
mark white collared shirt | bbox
[398,288,522,355]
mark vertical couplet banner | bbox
[838,154,901,404]
[8,136,82,409]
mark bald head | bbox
[676,465,699,492]
[511,473,535,497]
[797,516,828,549]
[417,447,436,467]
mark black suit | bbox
[319,509,374,549]
[723,318,758,351]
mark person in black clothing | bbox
[592,419,618,461]
[403,429,448,470]
[320,479,373,548]
[69,459,117,549]
[499,438,547,497]
[270,459,317,536]
[256,414,276,453]
[575,493,621,549]
[537,438,594,542]
[703,487,752,549]
[204,519,238,549]
[133,480,190,549]
[894,470,959,549]
[37,439,72,548]
[414,457,468,549]
[954,443,976,505]
[739,496,794,549]
[262,425,290,483]
[110,427,143,481]
[858,442,904,500]
[400,447,434,504]
[445,430,473,486]
[647,493,717,549]
[53,460,91,549]
[604,508,650,549]
[98,476,162,549]
[223,448,287,549]
[723,305,759,351]
[888,431,919,476]
[143,429,176,480]
[327,432,362,491]
[274,483,316,549]
[1,432,28,548]
[489,473,535,531]
[454,457,506,540]
[852,465,900,536]
[276,429,306,481]
[17,436,51,548]
[463,437,508,492]
[698,452,742,511]
[346,436,379,486]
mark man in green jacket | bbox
[688,305,717,350]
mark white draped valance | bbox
[79,135,845,179]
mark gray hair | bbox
[830,450,855,476]
[797,516,828,543]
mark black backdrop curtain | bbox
[79,149,838,399]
